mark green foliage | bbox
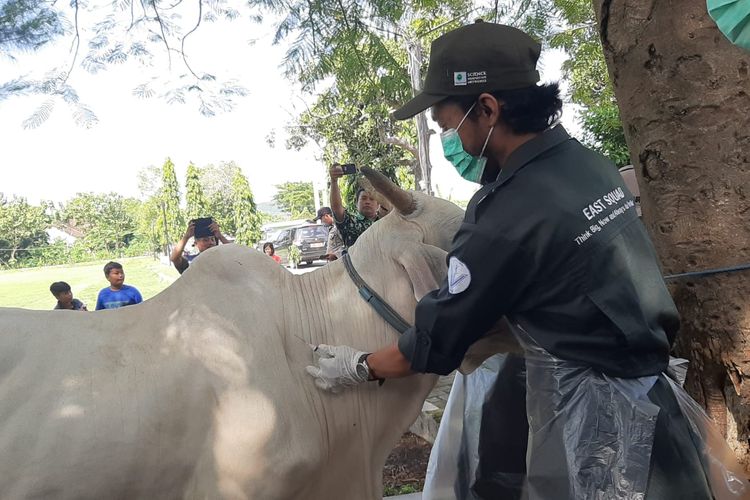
[0,0,63,52]
[231,169,262,246]
[288,244,301,266]
[579,103,630,167]
[533,0,630,166]
[274,0,473,190]
[0,157,262,268]
[0,194,49,263]
[383,484,419,496]
[158,158,184,247]
[273,181,315,219]
[60,192,139,254]
[260,211,287,224]
[201,162,241,236]
[395,165,416,191]
[133,196,164,254]
[185,163,210,221]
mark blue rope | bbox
[664,263,750,281]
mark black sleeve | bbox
[398,217,533,375]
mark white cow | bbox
[0,170,488,499]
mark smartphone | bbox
[340,163,357,175]
[192,217,213,237]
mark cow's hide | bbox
[0,188,502,499]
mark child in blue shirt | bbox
[95,261,143,310]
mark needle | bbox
[294,334,318,351]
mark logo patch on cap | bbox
[448,256,471,294]
[453,72,467,86]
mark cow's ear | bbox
[396,243,448,301]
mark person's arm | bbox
[95,291,104,311]
[329,164,345,222]
[365,344,413,378]
[132,287,143,304]
[209,221,231,244]
[306,205,531,390]
[392,229,530,376]
[171,222,194,272]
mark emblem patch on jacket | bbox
[448,256,471,294]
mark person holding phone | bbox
[170,217,232,274]
[328,164,381,248]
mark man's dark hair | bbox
[103,261,123,277]
[49,281,71,296]
[355,187,366,202]
[447,83,562,135]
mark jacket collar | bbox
[495,125,572,184]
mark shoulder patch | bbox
[448,256,471,294]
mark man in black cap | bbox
[170,218,231,274]
[306,20,731,499]
[313,206,345,261]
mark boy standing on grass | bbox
[49,281,88,311]
[95,261,143,310]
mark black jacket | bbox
[398,126,679,378]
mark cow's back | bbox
[0,247,324,499]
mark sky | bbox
[0,5,579,207]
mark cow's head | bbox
[348,167,464,303]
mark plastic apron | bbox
[422,354,510,500]
[423,323,749,499]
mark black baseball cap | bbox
[393,20,541,120]
[313,206,333,221]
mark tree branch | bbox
[150,0,172,68]
[128,0,135,31]
[180,0,202,79]
[378,128,418,158]
[62,0,80,85]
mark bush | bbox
[123,236,156,257]
[383,484,418,496]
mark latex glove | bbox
[305,344,369,393]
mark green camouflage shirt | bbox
[335,210,378,248]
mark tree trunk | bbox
[593,0,750,466]
[406,39,434,195]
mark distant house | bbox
[45,223,85,246]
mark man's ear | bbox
[478,92,502,127]
[395,243,448,301]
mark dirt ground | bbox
[383,432,432,495]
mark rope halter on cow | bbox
[342,252,411,335]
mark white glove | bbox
[305,344,369,393]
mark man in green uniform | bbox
[328,164,380,248]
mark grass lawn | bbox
[0,256,180,310]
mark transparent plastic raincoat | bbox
[423,326,749,499]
